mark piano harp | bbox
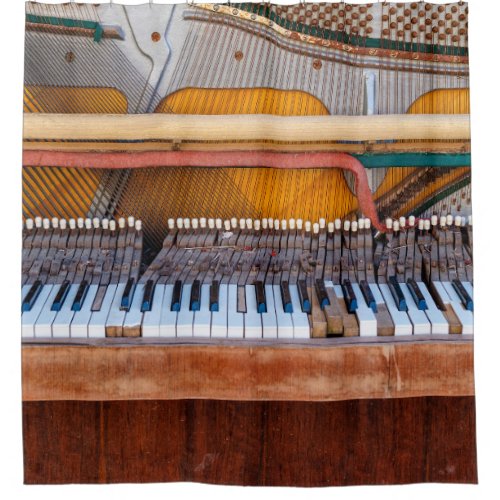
[22,1,475,486]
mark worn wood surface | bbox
[22,339,474,402]
[23,113,470,142]
[23,397,477,485]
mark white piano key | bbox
[21,284,31,303]
[142,284,165,337]
[441,281,474,335]
[88,284,118,338]
[462,281,473,299]
[122,283,145,334]
[52,284,80,338]
[433,281,451,304]
[193,284,211,338]
[368,283,385,306]
[244,285,262,339]
[399,283,431,335]
[261,284,278,338]
[34,284,63,338]
[176,284,194,337]
[159,284,177,338]
[272,284,293,339]
[351,283,377,337]
[416,282,448,334]
[211,284,228,338]
[377,284,413,336]
[21,284,53,338]
[289,284,310,338]
[227,284,244,338]
[71,284,99,338]
[104,282,127,335]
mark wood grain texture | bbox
[22,339,474,402]
[23,113,471,142]
[23,397,477,485]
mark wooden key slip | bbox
[327,287,359,337]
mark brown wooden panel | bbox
[22,339,474,402]
[23,397,477,485]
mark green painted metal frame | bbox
[26,14,104,42]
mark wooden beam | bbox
[22,338,474,402]
[23,113,471,142]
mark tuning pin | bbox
[327,222,334,233]
[319,218,326,229]
[25,218,34,230]
[215,218,222,229]
[183,218,191,229]
[334,218,341,231]
[398,216,405,228]
[176,218,183,229]
[305,221,311,232]
[296,219,303,230]
[454,215,462,227]
[85,218,92,229]
[35,216,42,228]
[261,218,268,229]
[268,217,274,229]
[352,221,358,232]
[254,219,261,230]
[385,218,393,230]
[281,219,287,230]
[313,222,319,234]
[191,218,199,229]
[418,219,424,231]
[364,218,371,229]
[108,219,116,231]
[127,216,135,228]
[59,219,67,230]
[68,218,76,230]
[224,220,231,231]
[274,219,280,231]
[431,215,438,227]
[92,217,100,229]
[167,218,174,230]
[118,217,126,229]
[409,215,415,227]
[439,216,447,228]
[243,218,250,230]
[343,220,350,231]
[77,217,84,229]
[446,214,453,226]
[231,217,238,229]
[51,217,59,229]
[200,217,207,229]
[289,218,296,230]
[393,220,400,233]
[424,219,430,231]
[238,219,245,230]
[102,218,109,230]
[358,218,365,230]
[208,218,215,229]
[135,220,142,231]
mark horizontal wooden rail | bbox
[22,338,474,402]
[23,113,471,143]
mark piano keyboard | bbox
[21,214,473,341]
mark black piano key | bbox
[315,279,331,310]
[171,280,182,311]
[298,279,311,313]
[360,280,377,313]
[452,279,473,311]
[209,280,219,312]
[407,278,428,310]
[71,280,89,311]
[341,279,358,313]
[190,280,201,311]
[22,280,42,312]
[280,281,293,313]
[120,277,136,311]
[141,279,155,312]
[388,276,408,312]
[51,280,71,311]
[254,280,267,313]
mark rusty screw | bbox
[65,51,75,63]
[151,32,161,42]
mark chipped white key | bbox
[227,284,244,338]
[104,282,127,336]
[142,284,165,337]
[176,284,194,337]
[71,284,99,338]
[22,284,53,338]
[351,283,377,336]
[400,283,431,335]
[52,283,80,338]
[289,284,310,338]
[88,284,118,338]
[159,284,177,338]
[378,283,412,336]
[416,282,448,334]
[122,283,145,335]
[273,284,293,339]
[193,284,211,338]
[34,284,63,338]
[211,283,228,338]
[244,284,262,339]
[261,284,278,338]
[441,281,474,335]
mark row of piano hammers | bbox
[21,214,473,339]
